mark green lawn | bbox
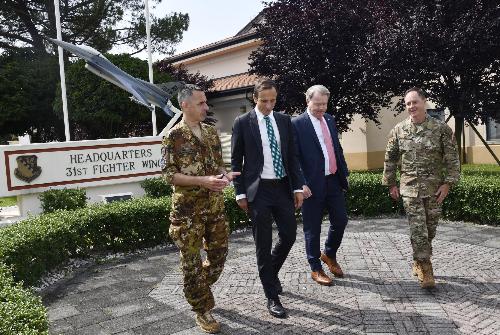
[461,163,500,177]
[0,196,17,207]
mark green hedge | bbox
[346,172,404,216]
[140,177,173,198]
[347,170,500,225]
[0,197,171,286]
[38,188,87,213]
[444,175,500,225]
[0,190,250,287]
[0,263,47,334]
[223,187,250,231]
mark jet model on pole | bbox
[48,38,184,118]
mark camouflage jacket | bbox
[382,115,460,197]
[161,120,225,202]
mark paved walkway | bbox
[42,218,500,335]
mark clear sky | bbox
[131,0,269,60]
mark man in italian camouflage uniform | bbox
[382,87,460,289]
[161,84,239,333]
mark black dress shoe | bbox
[267,297,286,318]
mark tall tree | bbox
[363,0,500,161]
[1,0,189,55]
[0,52,64,143]
[53,54,172,140]
[51,56,215,140]
[249,0,392,131]
[0,0,190,143]
[155,62,215,124]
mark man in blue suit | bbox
[292,84,349,286]
[231,79,304,318]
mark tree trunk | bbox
[454,116,465,164]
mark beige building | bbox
[167,15,500,170]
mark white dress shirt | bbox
[236,108,301,201]
[256,108,284,179]
[307,109,332,176]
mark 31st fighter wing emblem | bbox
[14,155,42,183]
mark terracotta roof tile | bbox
[211,73,260,92]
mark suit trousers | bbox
[302,173,348,272]
[248,178,297,299]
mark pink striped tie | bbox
[320,117,337,175]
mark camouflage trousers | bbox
[169,207,229,313]
[402,196,442,261]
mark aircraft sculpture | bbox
[48,37,184,121]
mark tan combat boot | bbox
[412,261,420,277]
[419,260,435,289]
[195,310,221,334]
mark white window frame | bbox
[486,117,500,143]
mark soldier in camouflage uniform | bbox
[382,87,460,289]
[161,84,240,334]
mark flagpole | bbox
[54,0,70,141]
[144,0,157,136]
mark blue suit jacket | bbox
[292,111,349,198]
[231,109,304,202]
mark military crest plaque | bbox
[14,155,42,183]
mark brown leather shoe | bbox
[311,269,333,286]
[320,252,344,277]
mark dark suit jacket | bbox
[231,110,304,202]
[292,111,349,199]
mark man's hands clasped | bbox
[200,172,241,192]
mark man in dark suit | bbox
[231,79,304,318]
[292,84,349,286]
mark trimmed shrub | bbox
[346,172,404,216]
[0,197,171,286]
[140,179,249,229]
[0,191,250,286]
[140,177,173,198]
[346,170,500,225]
[0,263,48,334]
[39,188,87,213]
[443,176,500,225]
[223,187,250,231]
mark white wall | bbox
[182,44,259,79]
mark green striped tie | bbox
[264,115,285,178]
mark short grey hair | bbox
[177,84,203,105]
[305,85,330,103]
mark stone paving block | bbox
[48,304,80,321]
[49,319,74,335]
[74,323,111,335]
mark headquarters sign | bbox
[0,137,163,197]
